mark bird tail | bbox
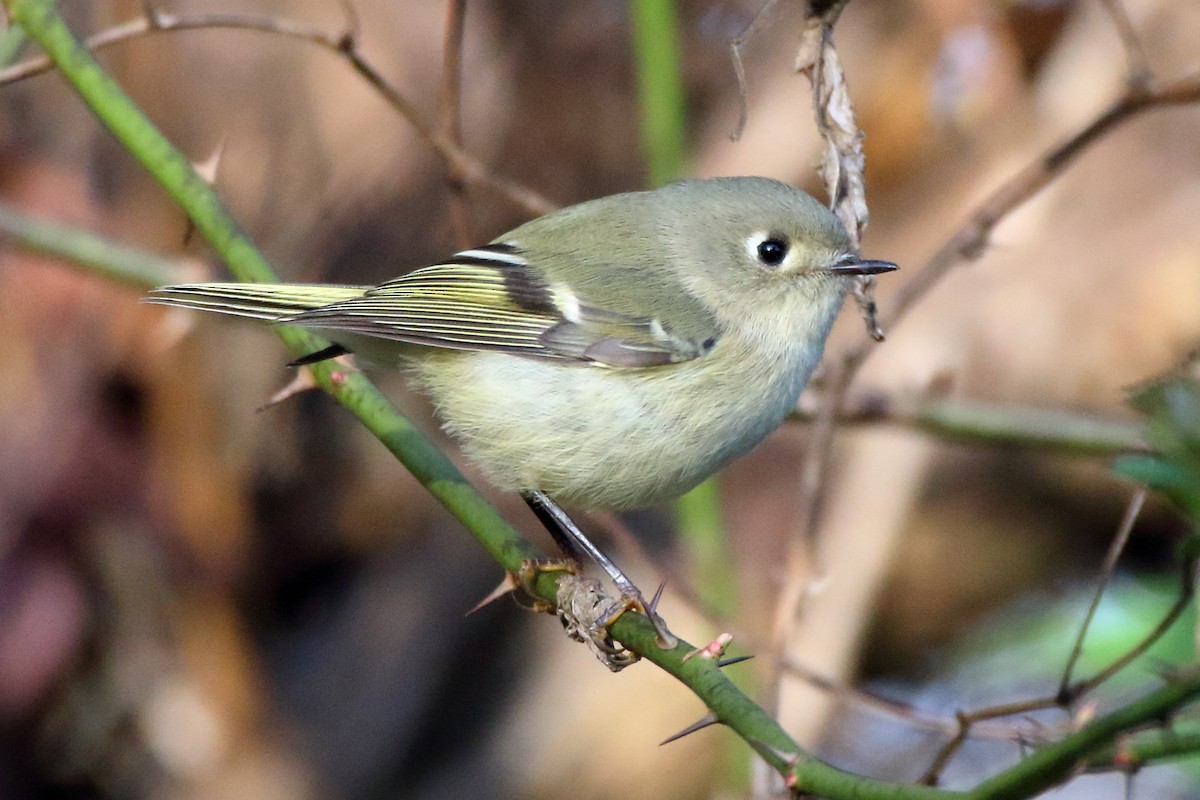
[146,283,367,321]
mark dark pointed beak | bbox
[827,258,899,276]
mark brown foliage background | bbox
[0,1,1198,798]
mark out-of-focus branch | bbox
[789,394,1148,455]
[1057,490,1147,696]
[768,0,878,719]
[4,0,546,582]
[846,68,1200,382]
[438,0,472,246]
[781,39,1200,729]
[0,4,558,217]
[0,202,196,287]
[961,669,1200,800]
[629,0,737,633]
[1085,722,1200,773]
[727,0,780,141]
[1099,0,1153,87]
[920,551,1199,784]
[3,5,969,797]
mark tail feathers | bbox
[147,283,367,321]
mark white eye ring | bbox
[745,232,767,262]
[745,232,789,268]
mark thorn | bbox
[660,712,719,746]
[683,631,734,663]
[256,368,319,412]
[467,573,520,615]
[747,736,803,782]
[647,580,666,614]
[193,137,227,185]
[288,344,350,367]
[1112,735,1139,771]
[183,138,226,246]
[643,581,678,650]
[717,654,754,669]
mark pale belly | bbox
[409,340,817,510]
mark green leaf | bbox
[1120,377,1200,524]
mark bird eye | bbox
[756,237,788,267]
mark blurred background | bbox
[1,0,1199,798]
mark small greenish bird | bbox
[149,176,896,643]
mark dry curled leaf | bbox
[796,4,885,340]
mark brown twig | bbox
[1058,489,1148,698]
[775,4,1200,772]
[920,548,1199,784]
[598,492,1114,761]
[767,0,875,718]
[0,4,557,218]
[727,0,781,142]
[919,697,1069,786]
[1098,0,1153,88]
[439,0,473,246]
[777,62,1200,720]
[1063,551,1199,703]
[782,657,1070,745]
[849,69,1200,376]
[767,360,847,716]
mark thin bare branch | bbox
[781,74,1200,724]
[768,360,848,716]
[438,0,467,146]
[0,5,557,218]
[920,547,1199,783]
[1063,551,1199,703]
[439,0,473,246]
[851,69,1200,373]
[790,393,1147,455]
[782,657,1068,746]
[767,0,878,718]
[727,0,781,141]
[1058,489,1148,698]
[920,697,1068,785]
[920,713,973,786]
[1098,0,1153,88]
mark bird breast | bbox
[409,295,837,510]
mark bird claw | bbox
[556,575,640,671]
[517,561,678,668]
[596,581,678,650]
[518,492,680,651]
[516,558,579,614]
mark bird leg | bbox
[521,491,677,649]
